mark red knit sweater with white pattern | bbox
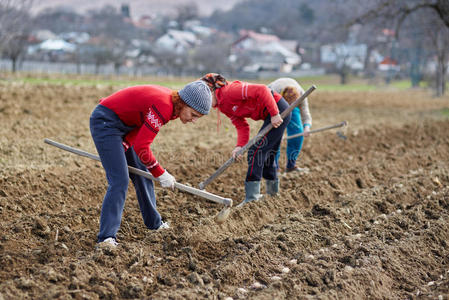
[100,85,176,177]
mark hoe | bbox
[44,139,232,224]
[283,120,348,140]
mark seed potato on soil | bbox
[0,80,448,299]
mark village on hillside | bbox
[0,3,429,82]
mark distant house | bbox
[28,39,76,55]
[26,38,77,62]
[39,39,77,52]
[184,20,214,38]
[320,43,367,71]
[231,30,301,73]
[59,32,90,44]
[155,29,198,54]
[134,15,154,30]
[378,57,400,72]
[31,30,57,42]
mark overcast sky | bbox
[32,0,242,19]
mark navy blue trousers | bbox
[246,98,291,181]
[90,105,162,243]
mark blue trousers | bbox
[90,105,162,242]
[246,98,291,181]
[275,107,304,169]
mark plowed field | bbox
[1,81,448,299]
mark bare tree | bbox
[176,2,199,29]
[92,47,112,75]
[2,33,29,72]
[87,5,139,42]
[0,0,33,72]
[106,39,127,75]
[152,49,189,76]
[32,6,83,34]
[334,46,352,85]
[353,0,449,30]
[426,19,449,96]
[191,33,233,74]
[351,0,449,95]
[76,43,112,75]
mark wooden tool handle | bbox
[44,139,232,207]
[284,121,347,140]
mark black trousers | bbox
[246,98,291,181]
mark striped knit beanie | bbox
[178,80,212,115]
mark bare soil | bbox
[1,81,448,299]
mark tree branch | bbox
[433,0,449,27]
[394,3,437,38]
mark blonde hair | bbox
[281,86,300,104]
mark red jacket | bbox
[215,81,281,146]
[100,85,176,177]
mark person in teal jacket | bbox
[268,78,313,173]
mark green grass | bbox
[0,72,194,89]
[305,83,379,91]
[390,80,429,89]
[15,76,189,89]
[259,75,415,91]
[0,72,424,92]
[440,107,449,117]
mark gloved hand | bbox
[158,170,176,190]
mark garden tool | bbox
[44,139,233,224]
[284,121,348,140]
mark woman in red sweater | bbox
[201,74,291,206]
[90,81,212,247]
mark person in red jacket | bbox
[90,81,212,247]
[201,74,291,206]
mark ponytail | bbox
[200,73,228,91]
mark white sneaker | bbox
[98,237,118,247]
[158,221,170,230]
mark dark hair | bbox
[200,73,228,91]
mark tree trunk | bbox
[340,71,347,85]
[410,47,423,88]
[363,45,374,78]
[339,65,350,85]
[442,56,447,96]
[436,55,447,97]
[114,63,121,75]
[11,58,17,73]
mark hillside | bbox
[32,0,242,18]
